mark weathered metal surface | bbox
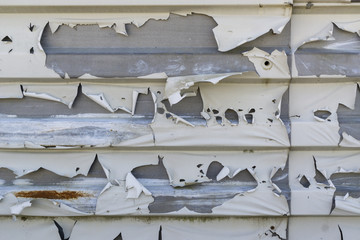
[1,0,360,239]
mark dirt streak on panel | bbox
[14,190,92,199]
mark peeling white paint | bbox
[211,14,291,52]
[334,19,360,36]
[125,172,151,198]
[96,182,154,215]
[22,83,79,108]
[0,5,291,78]
[3,194,89,218]
[82,92,115,112]
[291,14,360,76]
[338,82,360,147]
[174,6,291,52]
[95,153,158,214]
[243,47,290,78]
[153,75,290,147]
[11,199,88,216]
[340,132,360,147]
[10,200,32,215]
[290,151,360,215]
[6,1,360,237]
[211,150,288,215]
[315,152,360,179]
[164,206,200,215]
[165,73,242,105]
[291,15,335,53]
[77,73,100,79]
[162,153,213,187]
[289,151,335,215]
[156,109,195,128]
[3,1,360,232]
[97,152,159,181]
[53,218,77,240]
[24,141,45,149]
[48,13,170,35]
[0,194,18,215]
[290,82,357,146]
[0,83,23,99]
[291,15,360,53]
[200,82,288,126]
[162,150,288,215]
[212,189,289,215]
[0,152,95,178]
[82,83,148,114]
[0,15,61,78]
[138,72,168,79]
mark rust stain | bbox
[14,190,92,200]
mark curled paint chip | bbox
[165,73,242,105]
[10,201,32,215]
[333,19,360,37]
[153,78,290,147]
[10,199,88,216]
[125,173,152,199]
[96,182,154,215]
[213,15,290,52]
[48,13,170,35]
[97,152,159,181]
[82,84,148,114]
[243,47,290,78]
[291,15,360,76]
[332,195,360,215]
[22,83,79,108]
[0,152,95,178]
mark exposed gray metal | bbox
[295,27,360,77]
[338,86,360,141]
[41,14,290,78]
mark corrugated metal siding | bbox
[0,0,360,239]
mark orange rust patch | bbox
[14,190,92,200]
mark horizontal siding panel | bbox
[0,1,359,239]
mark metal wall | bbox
[0,0,359,239]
